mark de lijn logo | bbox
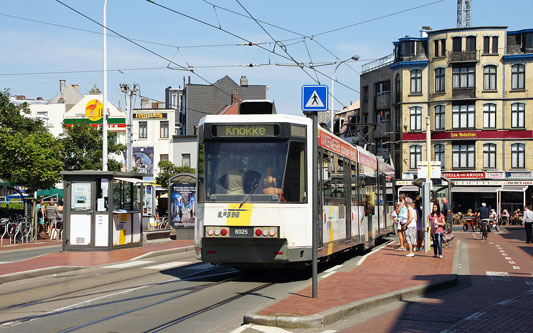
[218,208,248,218]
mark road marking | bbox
[230,324,292,333]
[103,260,153,269]
[356,241,392,266]
[464,312,485,320]
[501,253,508,256]
[0,262,10,264]
[320,271,337,280]
[504,257,512,260]
[325,264,343,273]
[512,266,520,270]
[497,299,514,305]
[142,262,190,270]
[498,249,505,252]
[488,242,494,245]
[508,261,516,264]
[486,271,510,281]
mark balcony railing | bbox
[449,50,478,63]
[361,54,395,74]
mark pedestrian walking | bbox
[441,197,452,231]
[46,198,59,240]
[36,199,45,236]
[415,200,424,251]
[396,197,408,251]
[404,197,417,257]
[427,201,445,258]
[522,205,533,244]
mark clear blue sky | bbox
[1,0,532,116]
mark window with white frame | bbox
[160,121,169,138]
[511,103,525,128]
[483,103,496,129]
[434,105,445,130]
[511,143,525,168]
[511,64,525,90]
[410,69,422,94]
[483,143,496,169]
[434,144,445,164]
[483,65,497,90]
[410,145,422,169]
[139,121,147,138]
[452,144,475,169]
[410,106,422,131]
[37,111,49,127]
[182,153,191,167]
[435,68,445,92]
[452,66,475,88]
[452,104,475,129]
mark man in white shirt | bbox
[523,205,533,244]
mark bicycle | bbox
[480,219,489,240]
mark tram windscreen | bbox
[201,141,306,203]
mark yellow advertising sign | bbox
[85,99,103,121]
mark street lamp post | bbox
[331,55,359,132]
[102,0,108,171]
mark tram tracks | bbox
[0,260,239,328]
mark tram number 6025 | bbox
[234,229,248,235]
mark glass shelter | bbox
[61,171,145,251]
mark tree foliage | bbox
[156,160,195,189]
[0,90,63,192]
[61,123,126,171]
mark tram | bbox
[194,106,394,267]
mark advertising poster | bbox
[170,183,196,227]
[132,147,154,174]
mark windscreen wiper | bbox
[239,177,261,208]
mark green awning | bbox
[36,187,64,199]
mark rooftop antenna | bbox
[457,0,472,28]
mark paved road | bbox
[0,248,357,332]
[0,245,62,264]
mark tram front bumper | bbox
[200,237,311,264]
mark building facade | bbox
[165,75,267,136]
[359,26,533,213]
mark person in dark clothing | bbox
[478,202,490,220]
[441,197,452,231]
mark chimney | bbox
[240,75,248,86]
[59,80,66,103]
[152,102,158,109]
[232,91,242,105]
[141,97,150,109]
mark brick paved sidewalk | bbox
[258,241,456,318]
[0,239,194,276]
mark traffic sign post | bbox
[302,85,328,298]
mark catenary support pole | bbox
[102,0,108,171]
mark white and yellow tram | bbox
[194,112,394,266]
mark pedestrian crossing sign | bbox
[301,85,328,112]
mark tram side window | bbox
[282,142,307,203]
[322,151,334,198]
[351,163,359,206]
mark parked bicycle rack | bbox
[0,218,8,246]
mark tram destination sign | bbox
[213,124,279,137]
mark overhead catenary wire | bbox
[146,0,360,98]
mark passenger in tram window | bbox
[226,169,244,194]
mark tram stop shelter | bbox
[61,171,146,251]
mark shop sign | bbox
[486,172,504,179]
[453,180,503,186]
[506,171,532,179]
[133,113,167,119]
[505,180,533,185]
[396,180,412,185]
[443,171,485,179]
[85,99,103,121]
[402,172,415,180]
